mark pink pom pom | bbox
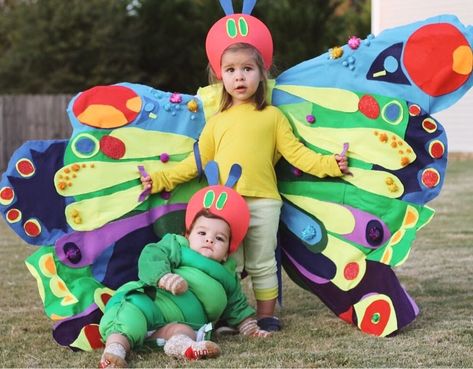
[160,153,170,163]
[306,114,316,124]
[169,93,182,103]
[348,36,361,50]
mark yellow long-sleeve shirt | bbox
[151,103,342,200]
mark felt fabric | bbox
[1,141,70,245]
[0,14,472,349]
[99,234,254,347]
[185,184,250,254]
[150,104,342,199]
[271,14,471,337]
[205,7,273,79]
[274,15,473,114]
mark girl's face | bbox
[220,48,262,106]
[187,215,231,262]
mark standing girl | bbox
[141,9,348,331]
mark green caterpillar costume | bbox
[99,233,254,347]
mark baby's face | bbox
[187,216,231,262]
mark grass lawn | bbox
[1,158,472,368]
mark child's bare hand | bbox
[158,273,188,295]
[140,175,152,190]
[335,154,349,173]
[336,142,353,176]
[238,319,272,338]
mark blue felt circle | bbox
[71,133,100,158]
[75,136,96,155]
[384,56,398,73]
[144,102,155,112]
[384,102,401,122]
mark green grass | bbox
[1,159,472,368]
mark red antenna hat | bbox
[185,161,250,254]
[205,0,273,79]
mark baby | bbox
[99,183,269,368]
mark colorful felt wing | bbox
[0,83,208,350]
[0,140,71,244]
[2,14,472,349]
[272,14,472,336]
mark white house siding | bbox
[372,0,473,153]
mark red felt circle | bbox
[100,135,126,159]
[343,262,360,280]
[422,118,437,133]
[6,208,21,222]
[429,141,445,159]
[24,219,41,237]
[359,299,392,336]
[72,85,140,128]
[422,169,440,188]
[17,159,35,176]
[358,95,380,119]
[0,187,14,201]
[403,23,470,96]
[408,104,421,116]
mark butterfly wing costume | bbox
[1,0,472,349]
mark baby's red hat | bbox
[185,185,250,254]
